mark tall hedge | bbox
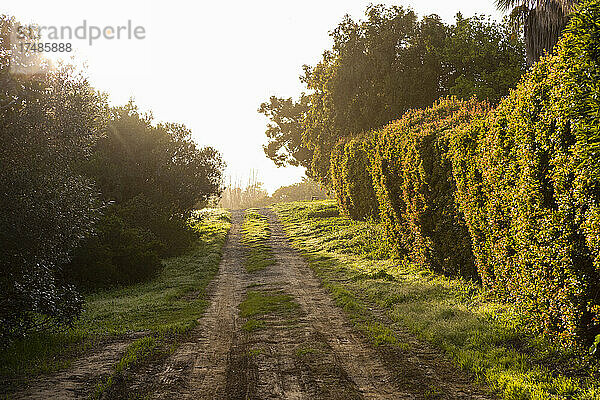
[450,0,600,346]
[330,135,379,220]
[370,97,489,279]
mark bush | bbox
[0,16,107,344]
[65,209,163,290]
[89,103,225,215]
[64,103,224,290]
[370,97,489,279]
[450,0,600,347]
[330,135,379,220]
[114,196,196,257]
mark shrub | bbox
[370,97,489,279]
[450,0,600,346]
[65,209,163,290]
[330,135,379,220]
[64,103,224,290]
[0,16,107,344]
[114,196,196,257]
[89,103,224,215]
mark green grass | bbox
[0,208,231,383]
[247,348,263,357]
[295,345,318,357]
[242,319,266,332]
[92,335,159,399]
[274,200,600,400]
[241,208,275,272]
[239,290,299,318]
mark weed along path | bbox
[8,333,144,399]
[124,207,493,399]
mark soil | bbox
[8,208,495,399]
[7,332,146,399]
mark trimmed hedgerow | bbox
[369,97,489,279]
[330,135,379,221]
[450,0,600,347]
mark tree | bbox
[270,178,329,203]
[84,101,225,256]
[219,170,270,209]
[65,101,226,289]
[90,101,225,215]
[301,5,437,184]
[496,0,578,64]
[258,95,312,169]
[261,6,526,185]
[0,16,108,344]
[444,14,526,102]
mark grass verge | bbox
[273,200,600,400]
[241,209,275,272]
[0,208,231,390]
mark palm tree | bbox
[497,0,578,65]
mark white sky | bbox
[4,0,503,193]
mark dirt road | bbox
[129,209,492,399]
[9,208,493,399]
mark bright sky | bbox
[5,0,503,193]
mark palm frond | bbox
[525,1,570,64]
[498,0,579,64]
[496,0,537,12]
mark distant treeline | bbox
[261,2,600,350]
[220,176,329,209]
[0,16,224,345]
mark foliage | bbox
[274,200,600,400]
[0,16,108,345]
[443,14,526,101]
[450,0,600,346]
[496,0,577,64]
[270,178,329,203]
[112,195,197,257]
[261,6,525,185]
[63,209,163,290]
[90,101,224,216]
[370,97,489,279]
[1,13,225,343]
[64,102,225,289]
[330,135,379,220]
[0,209,230,383]
[301,6,443,184]
[258,95,312,169]
[590,334,600,356]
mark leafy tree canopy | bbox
[261,6,525,185]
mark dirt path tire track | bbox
[148,209,249,399]
[263,210,414,400]
[6,332,146,399]
[264,209,494,400]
